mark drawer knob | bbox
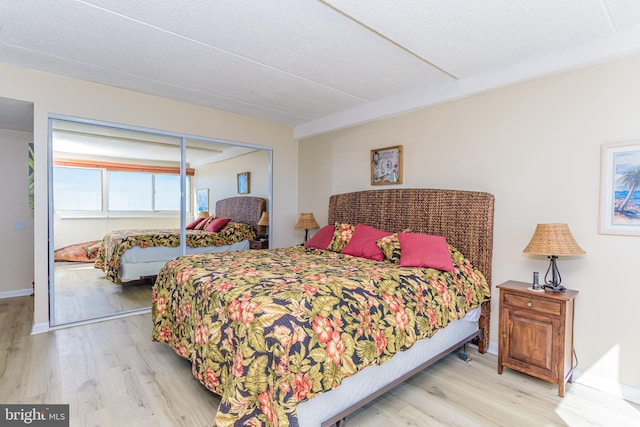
[502,333,507,338]
[527,301,533,307]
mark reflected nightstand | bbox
[249,239,268,250]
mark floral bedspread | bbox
[95,224,255,282]
[151,245,489,427]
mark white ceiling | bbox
[1,0,640,139]
[0,96,33,132]
[51,119,258,167]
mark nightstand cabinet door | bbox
[502,306,559,379]
[497,280,578,397]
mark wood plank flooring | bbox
[53,261,151,324]
[1,296,639,427]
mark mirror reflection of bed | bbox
[50,118,272,326]
[93,196,266,284]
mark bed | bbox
[94,196,267,283]
[152,188,494,427]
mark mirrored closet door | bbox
[49,117,272,326]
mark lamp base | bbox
[542,256,564,292]
[542,283,565,293]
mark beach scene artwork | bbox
[600,141,640,235]
[612,148,640,225]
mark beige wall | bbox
[0,63,299,328]
[299,54,640,393]
[0,129,34,295]
[195,149,271,211]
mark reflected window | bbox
[108,171,153,211]
[53,166,102,211]
[54,166,190,212]
[154,174,184,211]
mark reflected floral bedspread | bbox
[152,245,489,427]
[94,224,255,282]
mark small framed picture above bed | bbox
[196,188,209,213]
[237,171,250,194]
[371,145,403,185]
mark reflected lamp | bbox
[257,211,269,240]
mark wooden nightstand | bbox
[249,239,268,250]
[497,280,578,397]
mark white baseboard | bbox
[573,369,640,404]
[0,288,47,333]
[0,288,33,299]
[486,340,640,405]
[31,322,49,335]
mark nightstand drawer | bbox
[503,293,561,316]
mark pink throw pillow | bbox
[194,216,215,230]
[186,217,205,230]
[305,225,335,250]
[398,233,454,271]
[205,217,231,232]
[341,224,391,261]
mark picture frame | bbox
[28,142,34,209]
[599,140,640,235]
[371,145,403,185]
[196,188,209,213]
[237,171,250,194]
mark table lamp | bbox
[295,212,319,242]
[256,211,269,240]
[523,223,585,292]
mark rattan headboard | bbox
[215,196,267,229]
[328,188,494,286]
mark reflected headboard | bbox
[215,196,267,230]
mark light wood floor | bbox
[1,296,638,427]
[53,261,151,325]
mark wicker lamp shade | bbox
[295,213,319,230]
[255,211,269,240]
[198,211,210,219]
[523,223,585,292]
[257,211,269,226]
[295,212,319,243]
[523,223,585,256]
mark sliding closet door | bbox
[50,119,183,325]
[49,116,273,327]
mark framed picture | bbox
[371,145,403,185]
[599,140,640,235]
[237,171,250,194]
[196,188,209,213]
[28,142,34,209]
